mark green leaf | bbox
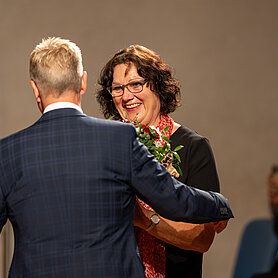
[162,126,170,134]
[107,116,115,120]
[149,128,157,137]
[146,141,154,148]
[153,150,160,157]
[176,165,183,176]
[161,136,171,143]
[173,151,181,163]
[162,143,171,151]
[158,147,166,154]
[174,145,184,152]
[157,155,163,162]
[141,133,148,139]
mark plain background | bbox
[0,1,278,277]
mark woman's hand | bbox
[133,198,153,230]
[212,220,229,234]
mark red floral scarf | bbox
[135,114,174,278]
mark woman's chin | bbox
[125,112,142,122]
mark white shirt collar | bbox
[43,102,83,114]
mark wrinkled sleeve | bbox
[129,127,234,224]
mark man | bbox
[0,37,233,278]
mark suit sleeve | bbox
[129,128,234,224]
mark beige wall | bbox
[1,1,278,277]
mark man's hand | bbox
[212,220,229,234]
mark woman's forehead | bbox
[113,63,140,81]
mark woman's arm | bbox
[134,200,215,253]
[133,127,228,252]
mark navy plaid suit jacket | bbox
[0,108,233,278]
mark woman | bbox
[96,45,221,278]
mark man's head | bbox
[30,37,87,112]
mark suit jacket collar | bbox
[35,108,86,124]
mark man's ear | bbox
[30,80,44,113]
[80,71,87,96]
[30,80,41,103]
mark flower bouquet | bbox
[123,119,183,178]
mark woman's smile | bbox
[125,103,141,110]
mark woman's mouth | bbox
[125,103,141,109]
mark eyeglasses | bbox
[108,79,147,97]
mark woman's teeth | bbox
[126,103,140,109]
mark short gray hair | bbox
[30,37,83,95]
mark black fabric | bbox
[251,274,278,278]
[165,125,220,278]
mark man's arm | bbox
[133,133,230,251]
[130,129,234,223]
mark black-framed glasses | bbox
[108,79,147,97]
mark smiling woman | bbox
[96,45,222,278]
[112,63,161,126]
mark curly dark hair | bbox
[96,45,181,120]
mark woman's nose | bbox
[121,87,134,101]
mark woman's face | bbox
[112,63,161,126]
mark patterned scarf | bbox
[135,114,174,278]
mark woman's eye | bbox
[112,86,122,92]
[131,82,142,89]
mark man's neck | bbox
[43,102,83,114]
[40,90,82,113]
